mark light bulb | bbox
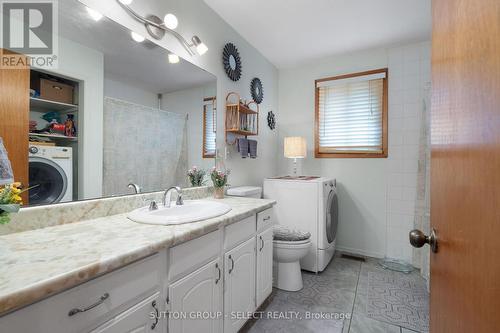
[163,13,178,30]
[196,42,208,55]
[131,31,145,43]
[86,7,103,21]
[168,53,180,64]
[119,0,134,4]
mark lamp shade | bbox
[284,137,307,159]
[0,138,14,186]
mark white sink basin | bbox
[127,200,232,225]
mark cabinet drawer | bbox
[257,208,274,231]
[0,254,162,333]
[224,215,256,250]
[169,230,221,282]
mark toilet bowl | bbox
[273,237,311,291]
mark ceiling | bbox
[204,0,431,68]
[58,0,215,94]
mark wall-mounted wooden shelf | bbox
[225,92,259,145]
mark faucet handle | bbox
[176,192,183,206]
[148,200,158,211]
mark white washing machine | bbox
[28,145,73,205]
[263,177,338,273]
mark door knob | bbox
[409,228,438,253]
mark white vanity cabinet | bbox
[223,237,257,333]
[167,259,223,333]
[256,227,274,307]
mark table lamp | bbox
[284,137,307,177]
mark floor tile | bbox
[348,314,401,333]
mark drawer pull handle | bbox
[215,263,221,284]
[68,292,109,317]
[151,300,159,330]
[228,255,235,274]
[263,216,271,221]
[259,236,264,252]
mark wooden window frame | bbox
[314,68,388,158]
[202,96,216,158]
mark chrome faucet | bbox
[128,183,141,194]
[163,186,183,207]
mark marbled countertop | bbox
[0,197,275,316]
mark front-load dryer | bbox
[28,145,73,205]
[263,177,338,272]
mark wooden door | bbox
[168,259,223,333]
[430,0,500,332]
[0,49,29,202]
[224,238,256,333]
[256,228,273,307]
[89,293,161,333]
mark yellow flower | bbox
[12,195,22,204]
[13,182,21,188]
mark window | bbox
[203,97,216,158]
[315,68,388,158]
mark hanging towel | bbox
[248,139,258,158]
[238,138,249,158]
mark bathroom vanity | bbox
[0,197,275,333]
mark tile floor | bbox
[244,253,429,333]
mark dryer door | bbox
[29,157,68,205]
[325,189,339,243]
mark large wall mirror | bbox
[0,0,217,207]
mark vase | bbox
[214,187,224,199]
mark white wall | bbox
[278,41,430,260]
[81,0,280,187]
[104,73,158,109]
[164,83,217,172]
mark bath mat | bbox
[367,272,429,332]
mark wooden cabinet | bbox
[0,49,29,201]
[256,227,273,307]
[223,237,256,333]
[90,293,161,333]
[168,259,223,333]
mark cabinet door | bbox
[224,238,256,333]
[256,227,273,307]
[169,259,223,333]
[90,293,161,333]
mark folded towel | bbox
[248,139,258,158]
[238,138,249,158]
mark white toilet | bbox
[273,225,311,291]
[227,186,311,291]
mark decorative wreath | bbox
[250,78,264,104]
[222,42,242,81]
[267,111,276,130]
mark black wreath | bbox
[267,111,276,130]
[250,78,264,104]
[222,43,242,81]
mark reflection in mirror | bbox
[0,0,217,207]
[229,55,237,70]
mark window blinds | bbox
[317,73,385,153]
[204,105,216,156]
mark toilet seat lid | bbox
[273,225,311,241]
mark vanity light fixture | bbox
[130,31,145,43]
[168,53,180,64]
[86,7,103,21]
[116,0,208,56]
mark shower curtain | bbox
[103,97,188,196]
[413,85,431,288]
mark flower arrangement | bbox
[210,167,230,199]
[0,183,23,225]
[187,166,206,187]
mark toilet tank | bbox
[226,186,262,198]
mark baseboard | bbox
[335,245,385,259]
